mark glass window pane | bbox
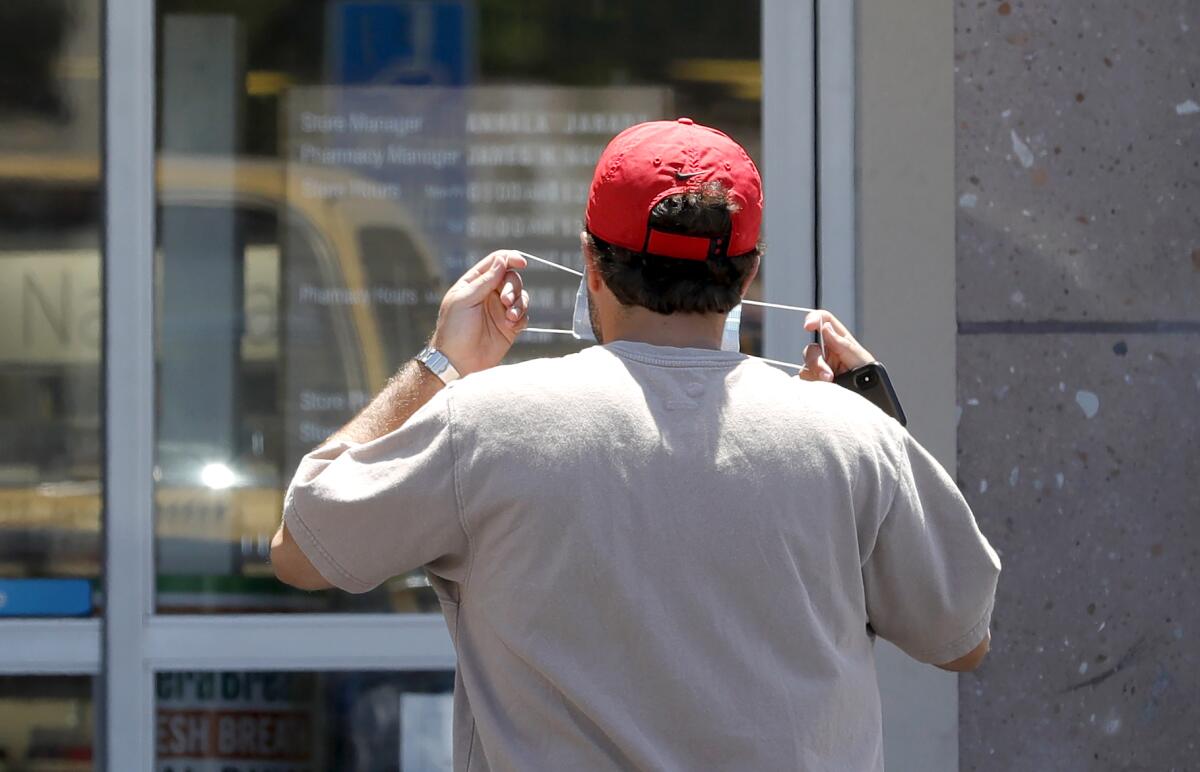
[155,670,452,771]
[153,2,761,613]
[0,676,94,769]
[0,2,102,615]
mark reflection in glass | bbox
[155,671,453,772]
[0,677,93,770]
[0,2,101,614]
[154,1,761,612]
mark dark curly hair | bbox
[585,182,763,315]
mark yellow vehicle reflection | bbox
[0,153,443,585]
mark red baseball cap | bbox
[585,118,763,262]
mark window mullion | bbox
[0,620,101,674]
[102,0,157,769]
[817,0,857,328]
[144,614,455,672]
[762,0,818,364]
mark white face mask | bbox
[570,266,743,352]
[721,303,743,352]
[571,268,597,342]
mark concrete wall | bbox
[954,1,1199,769]
[856,0,961,769]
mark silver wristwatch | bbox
[415,345,461,384]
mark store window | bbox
[153,1,763,613]
[0,1,102,616]
[0,677,94,769]
[155,670,453,771]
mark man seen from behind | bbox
[271,118,1001,771]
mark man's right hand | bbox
[429,250,530,378]
[795,310,876,383]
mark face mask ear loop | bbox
[516,251,827,357]
[740,299,824,360]
[518,251,583,277]
[517,250,592,341]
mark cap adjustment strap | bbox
[643,225,732,262]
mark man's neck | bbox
[602,307,725,350]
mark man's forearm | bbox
[326,360,445,445]
[273,251,527,591]
[273,361,441,591]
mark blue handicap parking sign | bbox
[330,0,471,86]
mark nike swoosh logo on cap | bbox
[674,169,707,181]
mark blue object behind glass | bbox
[331,0,470,85]
[0,578,92,616]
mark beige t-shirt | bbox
[284,341,1000,772]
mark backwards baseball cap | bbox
[585,117,763,262]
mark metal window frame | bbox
[762,0,818,365]
[0,620,101,674]
[4,0,831,762]
[145,614,454,672]
[761,0,857,353]
[816,0,857,329]
[6,1,829,765]
[102,0,157,768]
[0,1,831,768]
[98,3,460,769]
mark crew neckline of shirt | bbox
[601,340,748,368]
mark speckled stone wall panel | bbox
[956,1,1200,322]
[956,333,1199,770]
[955,1,1200,769]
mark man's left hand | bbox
[796,309,875,383]
[430,250,530,377]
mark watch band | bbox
[415,346,461,384]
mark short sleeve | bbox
[282,390,468,593]
[862,430,1001,665]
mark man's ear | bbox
[580,231,605,293]
[739,253,761,298]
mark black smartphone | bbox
[834,362,908,426]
